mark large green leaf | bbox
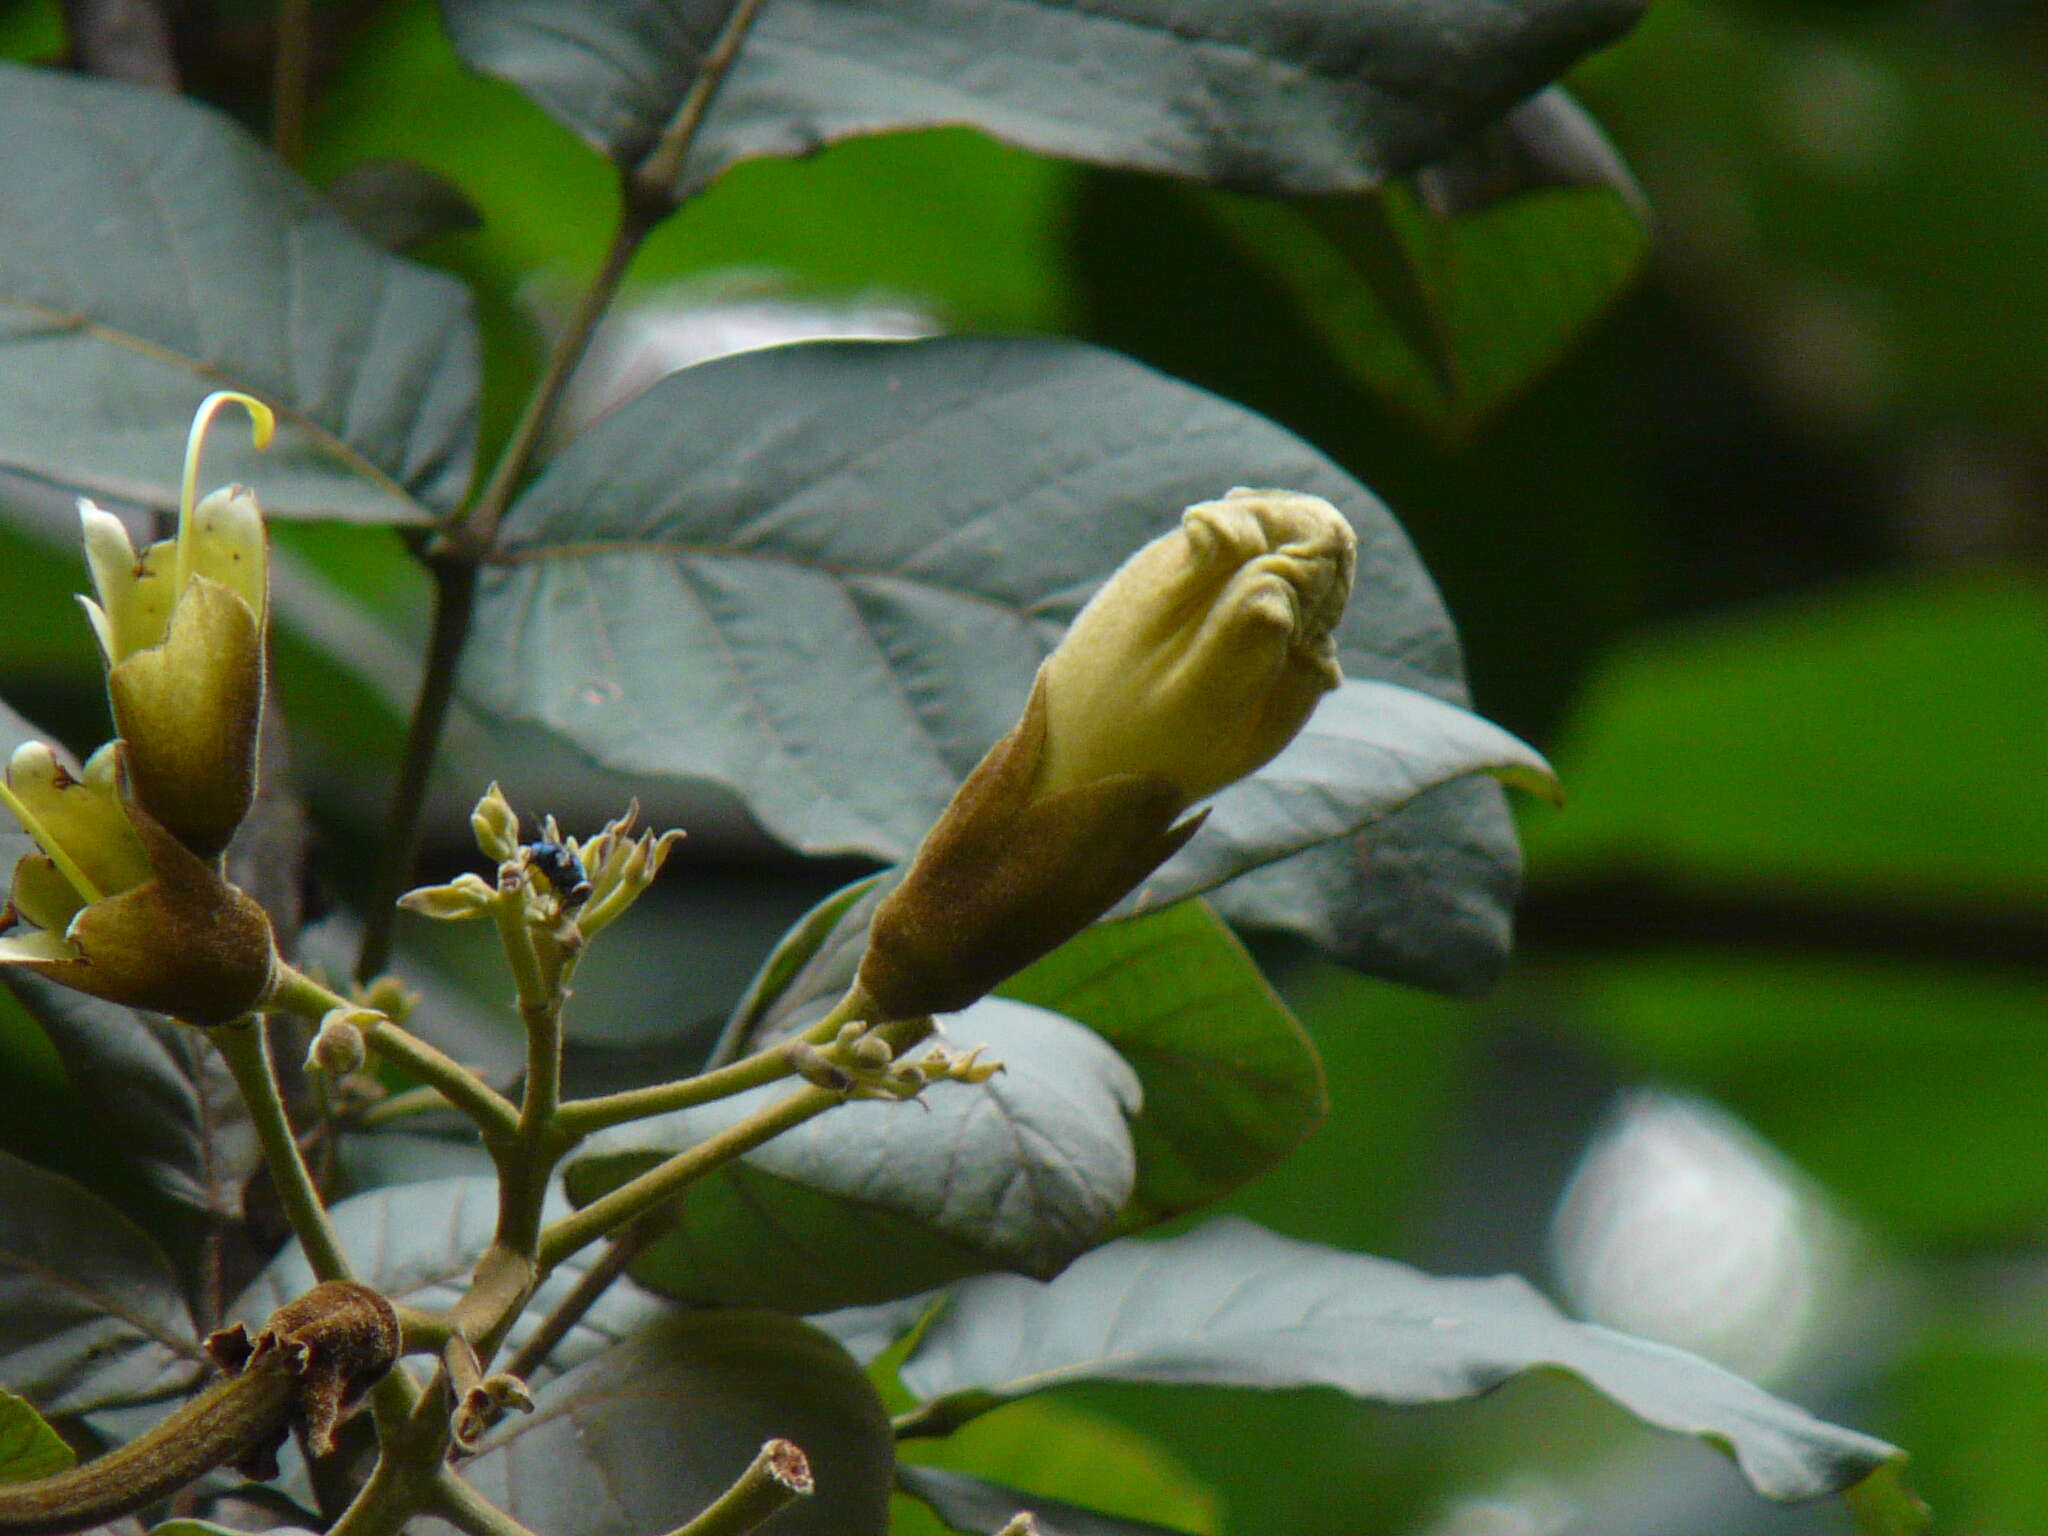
[997,901,1325,1234]
[463,1310,894,1536]
[0,1149,202,1416]
[567,999,1141,1314]
[234,1177,662,1377]
[895,1397,1217,1536]
[0,62,476,522]
[1206,96,1649,434]
[2,978,256,1219]
[0,1390,72,1483]
[466,335,1527,988]
[444,0,1644,200]
[895,1218,1920,1521]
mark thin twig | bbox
[555,986,874,1136]
[663,1440,812,1536]
[429,1470,543,1536]
[537,1017,933,1271]
[502,1221,651,1382]
[355,0,774,977]
[356,555,476,983]
[215,1018,353,1284]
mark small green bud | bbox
[851,1033,894,1069]
[397,872,495,921]
[471,783,521,863]
[359,975,420,1023]
[785,1041,853,1094]
[307,1008,372,1076]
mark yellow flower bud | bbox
[1037,488,1353,803]
[858,489,1357,1022]
[79,392,274,858]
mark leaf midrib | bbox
[0,296,433,520]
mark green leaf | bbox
[0,1149,202,1416]
[234,1177,662,1377]
[1209,774,1526,996]
[998,901,1324,1234]
[463,1310,895,1536]
[1844,1459,1933,1536]
[467,334,1524,987]
[152,1524,318,1536]
[0,1390,72,1483]
[567,999,1141,1314]
[444,0,1645,200]
[897,1217,1911,1513]
[1,977,256,1218]
[1526,570,2048,898]
[899,1467,1198,1536]
[1208,150,1648,434]
[0,61,476,522]
[896,1397,1217,1536]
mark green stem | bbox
[214,1018,353,1284]
[362,1019,521,1143]
[555,986,874,1136]
[449,202,654,560]
[538,1083,834,1272]
[357,1083,447,1129]
[664,1440,812,1536]
[356,554,477,984]
[501,1220,649,1382]
[271,964,520,1140]
[429,1470,542,1536]
[536,1015,931,1271]
[629,0,775,205]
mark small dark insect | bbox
[524,839,592,908]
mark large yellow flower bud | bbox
[78,392,274,858]
[857,489,1356,1022]
[1036,488,1354,802]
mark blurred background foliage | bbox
[0,0,2042,1531]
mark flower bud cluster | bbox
[0,393,283,1024]
[784,1021,1004,1101]
[400,787,683,943]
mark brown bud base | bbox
[859,677,1201,1022]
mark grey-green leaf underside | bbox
[444,0,1646,200]
[0,62,476,522]
[467,334,1527,990]
[567,999,1141,1314]
[0,1150,202,1417]
[464,1310,895,1536]
[898,1218,1914,1514]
